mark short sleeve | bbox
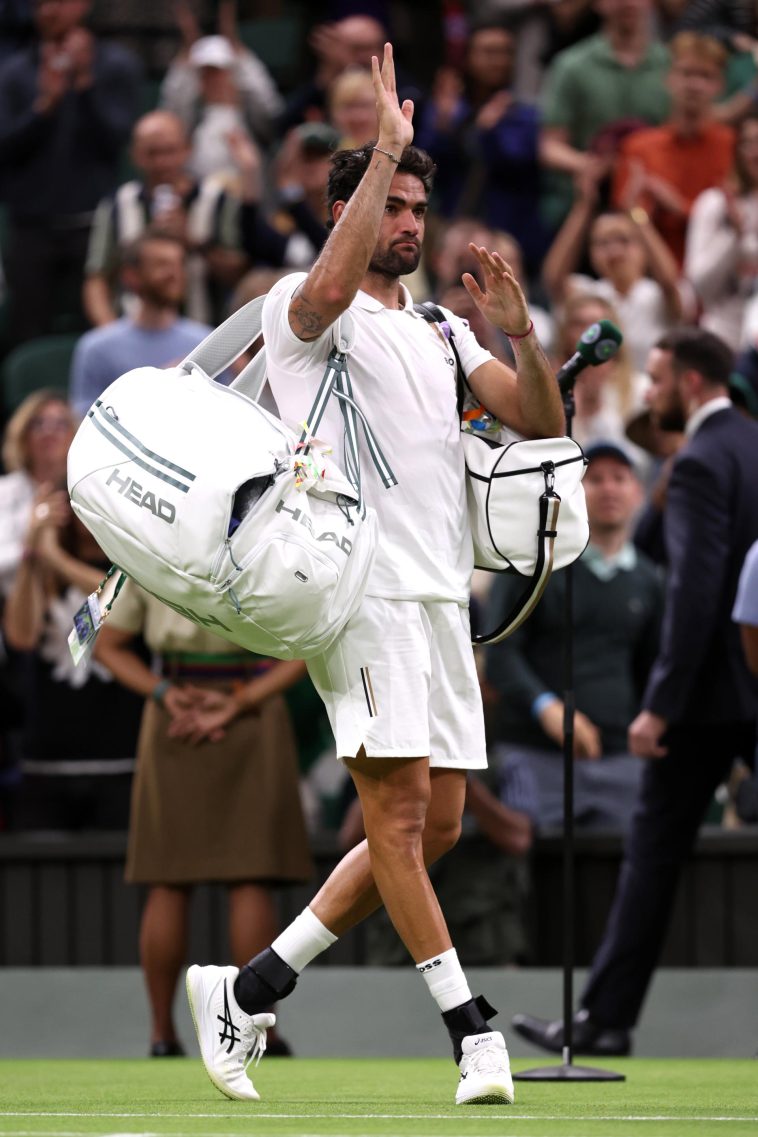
[105,577,148,635]
[261,271,340,369]
[438,305,496,378]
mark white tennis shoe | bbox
[186,963,275,1101]
[455,1030,515,1105]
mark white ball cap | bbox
[189,35,235,70]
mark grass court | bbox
[1,1057,757,1137]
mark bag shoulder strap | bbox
[414,301,465,418]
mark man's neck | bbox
[670,108,711,139]
[133,302,179,330]
[604,24,649,65]
[360,271,404,309]
[590,529,629,559]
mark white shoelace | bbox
[243,1022,268,1071]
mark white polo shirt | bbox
[262,272,495,603]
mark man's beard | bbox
[656,403,687,432]
[368,243,421,279]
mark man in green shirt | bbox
[539,0,670,230]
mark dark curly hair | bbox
[325,142,436,228]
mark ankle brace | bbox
[442,994,498,1064]
[233,948,298,1015]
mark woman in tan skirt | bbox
[95,580,313,1056]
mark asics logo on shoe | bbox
[217,980,241,1053]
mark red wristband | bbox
[504,319,534,340]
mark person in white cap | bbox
[161,1,283,162]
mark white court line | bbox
[1,1113,758,1123]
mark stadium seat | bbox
[1,333,79,414]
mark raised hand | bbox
[462,244,530,335]
[372,43,414,156]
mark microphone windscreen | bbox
[575,319,623,366]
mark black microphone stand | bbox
[513,375,624,1084]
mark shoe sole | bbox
[457,1088,515,1106]
[185,966,259,1103]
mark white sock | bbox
[416,947,472,1013]
[271,906,337,974]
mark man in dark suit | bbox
[513,327,758,1055]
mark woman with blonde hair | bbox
[0,390,76,600]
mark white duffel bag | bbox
[67,296,395,660]
[463,429,589,642]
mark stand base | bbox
[514,1063,625,1082]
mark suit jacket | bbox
[644,405,758,725]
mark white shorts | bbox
[306,596,487,768]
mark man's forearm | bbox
[512,331,565,437]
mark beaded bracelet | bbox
[504,319,534,340]
[373,145,400,164]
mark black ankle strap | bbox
[249,947,298,999]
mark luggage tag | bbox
[68,565,127,667]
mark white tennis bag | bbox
[414,303,589,645]
[67,296,395,660]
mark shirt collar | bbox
[353,283,415,313]
[685,395,732,437]
[582,541,637,581]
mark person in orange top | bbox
[612,31,734,266]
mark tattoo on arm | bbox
[290,297,327,341]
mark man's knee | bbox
[423,813,462,861]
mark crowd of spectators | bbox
[2,0,758,972]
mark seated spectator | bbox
[539,0,670,231]
[94,580,313,1057]
[3,488,142,831]
[84,110,248,328]
[162,0,283,152]
[612,31,735,266]
[0,392,76,599]
[553,293,650,462]
[484,441,663,833]
[71,232,213,419]
[543,163,687,370]
[415,18,546,278]
[0,0,141,343]
[685,110,758,348]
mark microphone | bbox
[556,319,623,394]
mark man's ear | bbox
[332,200,347,226]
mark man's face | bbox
[131,240,186,308]
[595,0,651,34]
[646,346,687,431]
[368,172,427,279]
[584,456,641,533]
[668,52,723,117]
[338,16,385,69]
[466,28,514,90]
[132,119,190,186]
[34,0,89,41]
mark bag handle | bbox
[180,295,267,380]
[473,481,561,645]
